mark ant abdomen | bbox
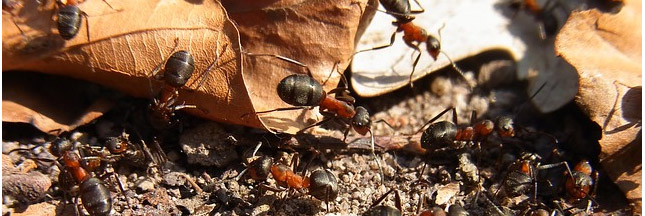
[164,50,195,87]
[79,177,112,216]
[308,169,338,201]
[421,121,458,150]
[57,5,82,40]
[277,74,325,107]
[379,0,411,17]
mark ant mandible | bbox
[242,53,383,180]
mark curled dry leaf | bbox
[3,0,251,132]
[2,0,374,135]
[555,0,642,208]
[223,0,375,134]
[351,0,579,113]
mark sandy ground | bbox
[2,58,633,215]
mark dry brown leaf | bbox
[223,0,375,133]
[555,0,642,208]
[2,0,374,135]
[2,73,114,133]
[2,0,255,133]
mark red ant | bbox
[236,145,339,211]
[80,131,167,175]
[564,160,597,201]
[353,17,467,88]
[407,107,514,152]
[147,39,223,130]
[8,137,115,216]
[242,53,383,180]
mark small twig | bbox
[179,173,203,194]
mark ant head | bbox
[420,121,457,151]
[248,156,273,181]
[495,116,515,137]
[164,50,195,88]
[308,169,339,201]
[566,163,594,199]
[50,138,73,157]
[106,136,128,154]
[426,36,441,60]
[352,106,371,135]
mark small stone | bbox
[180,122,239,167]
[2,172,52,203]
[135,179,155,193]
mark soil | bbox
[2,55,634,215]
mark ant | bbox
[408,107,514,153]
[54,0,121,41]
[80,131,166,175]
[495,152,576,205]
[237,146,339,211]
[147,38,224,130]
[564,160,597,201]
[353,14,467,88]
[242,53,383,180]
[8,137,114,216]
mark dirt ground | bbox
[2,56,635,215]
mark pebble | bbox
[179,122,239,167]
[135,179,155,193]
[2,171,52,203]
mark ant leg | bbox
[100,0,123,12]
[351,30,398,58]
[191,36,230,90]
[172,103,197,111]
[244,52,314,77]
[242,106,313,118]
[321,61,342,87]
[369,188,396,209]
[372,119,396,133]
[368,129,384,183]
[408,49,422,88]
[408,107,454,135]
[295,116,334,134]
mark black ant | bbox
[242,53,383,180]
[54,0,121,41]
